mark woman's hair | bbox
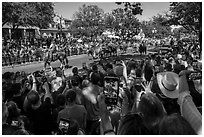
[6,101,21,123]
[23,90,40,112]
[117,113,150,135]
[159,113,196,135]
[138,92,166,134]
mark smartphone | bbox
[11,120,21,127]
[104,76,119,106]
[58,118,70,134]
[189,72,202,80]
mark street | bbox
[2,51,149,75]
[2,54,94,75]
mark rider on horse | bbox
[57,44,69,69]
[43,48,53,71]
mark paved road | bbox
[2,54,94,75]
[2,47,153,75]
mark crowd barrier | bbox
[2,48,87,67]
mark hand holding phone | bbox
[103,76,119,106]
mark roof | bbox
[2,23,39,29]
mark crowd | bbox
[2,35,202,135]
[2,37,87,67]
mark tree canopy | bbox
[2,2,55,29]
[164,2,202,53]
[115,2,143,15]
[166,2,201,35]
[140,14,171,38]
[71,4,105,37]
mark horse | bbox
[43,50,52,70]
[87,46,102,59]
[56,51,69,69]
[43,50,69,70]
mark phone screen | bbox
[104,76,119,106]
[59,119,70,133]
[11,121,21,127]
[189,72,202,80]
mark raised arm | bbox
[178,70,202,134]
[97,94,115,135]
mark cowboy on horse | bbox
[43,48,53,71]
[43,41,69,70]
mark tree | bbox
[33,2,55,29]
[114,2,142,38]
[172,26,190,39]
[2,2,55,29]
[164,2,202,47]
[71,4,105,37]
[140,14,171,38]
[104,13,115,29]
[152,14,172,38]
[115,2,143,15]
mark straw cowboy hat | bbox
[157,71,179,99]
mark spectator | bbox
[52,94,66,125]
[151,72,181,115]
[144,62,154,83]
[159,113,196,135]
[57,89,87,131]
[82,72,103,134]
[117,113,150,135]
[2,102,29,135]
[72,66,83,86]
[178,70,202,134]
[6,101,21,123]
[138,92,166,134]
[7,83,24,113]
[23,83,54,134]
[2,35,202,135]
[57,119,85,135]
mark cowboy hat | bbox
[157,71,179,99]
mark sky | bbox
[54,2,170,21]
